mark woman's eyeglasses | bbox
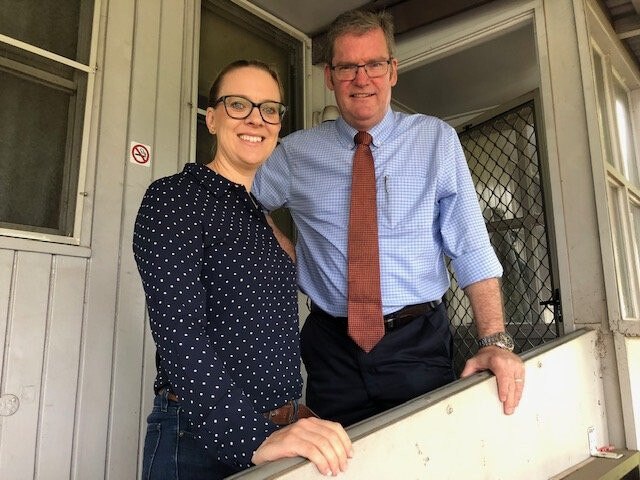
[212,95,287,125]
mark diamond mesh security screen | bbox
[450,100,561,374]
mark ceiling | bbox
[247,0,640,122]
[247,0,371,36]
[248,0,640,69]
[598,0,640,69]
[248,0,496,63]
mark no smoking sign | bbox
[129,141,151,167]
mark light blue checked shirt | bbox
[253,108,502,317]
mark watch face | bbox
[479,332,514,351]
[497,333,515,351]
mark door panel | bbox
[450,97,561,373]
[197,0,305,240]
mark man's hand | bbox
[265,213,296,262]
[460,346,525,415]
[463,278,525,415]
[252,417,353,476]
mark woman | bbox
[133,60,352,480]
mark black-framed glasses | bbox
[212,95,287,125]
[330,59,393,81]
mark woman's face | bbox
[206,66,282,172]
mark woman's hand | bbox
[252,417,353,476]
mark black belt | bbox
[311,299,442,332]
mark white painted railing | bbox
[230,329,609,479]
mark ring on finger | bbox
[514,378,524,383]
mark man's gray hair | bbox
[325,10,395,64]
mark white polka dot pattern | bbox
[133,163,302,468]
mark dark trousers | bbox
[300,302,456,426]
[142,390,239,480]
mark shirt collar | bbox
[183,162,235,198]
[183,162,264,210]
[334,108,396,149]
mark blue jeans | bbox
[142,390,240,480]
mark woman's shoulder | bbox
[145,163,204,195]
[140,165,213,218]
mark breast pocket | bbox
[381,174,433,232]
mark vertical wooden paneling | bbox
[155,0,187,178]
[35,256,87,479]
[127,0,161,162]
[0,250,14,380]
[106,0,164,476]
[0,251,51,479]
[0,249,14,467]
[139,324,157,470]
[178,0,198,168]
[73,0,135,477]
[543,0,607,324]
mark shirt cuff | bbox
[196,389,280,470]
[451,246,503,289]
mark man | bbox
[253,9,525,426]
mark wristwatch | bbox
[477,331,514,351]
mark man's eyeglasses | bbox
[329,59,393,81]
[212,95,287,125]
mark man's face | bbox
[324,28,398,132]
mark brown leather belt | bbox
[311,299,442,332]
[161,388,179,402]
[263,400,318,425]
[383,300,442,331]
[160,390,316,426]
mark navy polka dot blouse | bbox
[133,163,302,469]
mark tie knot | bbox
[354,131,372,146]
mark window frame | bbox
[586,4,640,333]
[0,0,102,245]
[603,66,640,325]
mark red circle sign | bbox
[131,144,150,164]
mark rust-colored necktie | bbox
[347,131,384,352]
